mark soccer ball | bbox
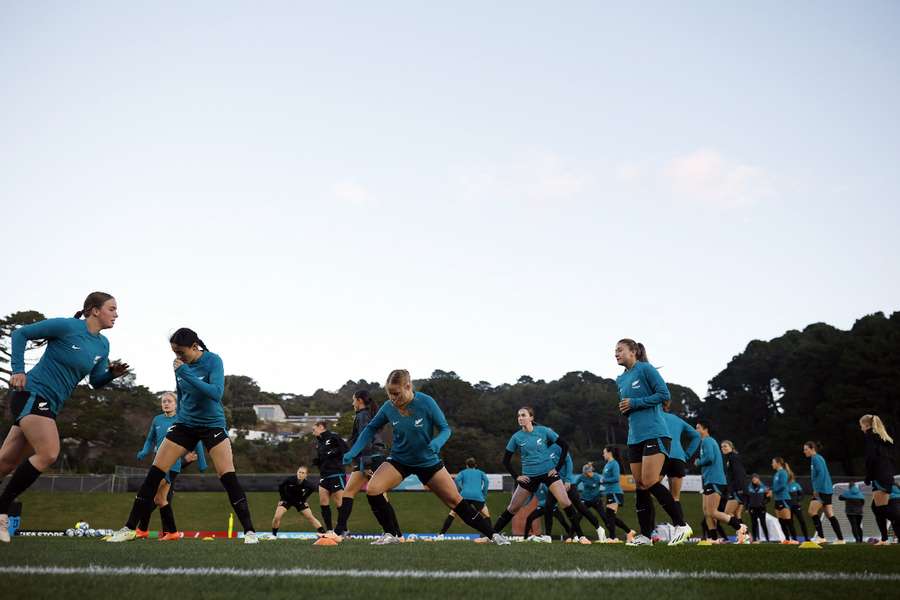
[87,529,97,537]
[74,528,84,537]
[65,528,75,537]
[75,521,90,531]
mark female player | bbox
[661,400,701,504]
[745,474,769,542]
[437,457,491,538]
[771,457,799,544]
[524,483,572,542]
[788,471,810,541]
[491,407,584,542]
[544,443,603,542]
[601,446,635,542]
[695,421,747,543]
[804,441,844,544]
[108,328,258,544]
[573,463,606,534]
[839,482,865,543]
[872,484,899,544]
[0,292,129,543]
[343,370,505,545]
[721,440,747,521]
[615,339,690,546]
[860,414,898,542]
[135,391,208,540]
[312,420,348,533]
[270,465,327,538]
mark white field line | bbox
[1,566,899,581]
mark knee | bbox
[640,475,659,489]
[33,450,59,470]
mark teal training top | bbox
[839,484,865,501]
[532,483,550,508]
[662,412,701,462]
[601,459,623,494]
[174,351,226,429]
[505,426,560,477]
[891,484,900,501]
[810,454,834,494]
[455,468,489,502]
[616,362,671,445]
[345,392,451,468]
[574,473,604,501]
[696,436,726,485]
[772,468,791,501]
[138,413,208,473]
[550,444,576,484]
[11,317,114,413]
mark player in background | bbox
[573,463,607,538]
[788,474,811,541]
[1,292,129,543]
[839,482,865,543]
[804,441,845,544]
[600,446,636,543]
[721,440,747,523]
[313,420,348,534]
[660,401,701,509]
[771,457,799,544]
[695,421,748,543]
[859,414,898,545]
[745,474,769,542]
[437,457,491,539]
[544,442,604,543]
[269,465,326,538]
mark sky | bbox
[2,1,899,399]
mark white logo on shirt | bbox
[519,442,527,446]
[325,439,332,445]
[537,438,543,445]
[38,402,49,410]
[94,356,102,363]
[414,418,424,427]
[167,426,176,432]
[631,380,641,389]
[71,345,81,350]
[215,431,224,438]
[392,421,399,426]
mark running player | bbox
[491,407,584,543]
[745,474,769,542]
[1,293,129,543]
[771,457,799,543]
[804,441,845,544]
[695,421,747,543]
[334,390,392,538]
[108,328,258,543]
[661,400,700,507]
[839,482,865,543]
[600,446,635,543]
[614,339,690,546]
[135,391,208,540]
[270,465,326,538]
[313,421,348,534]
[788,471,811,540]
[342,370,505,545]
[545,443,603,543]
[721,440,747,522]
[437,457,491,538]
[859,414,898,543]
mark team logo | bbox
[38,402,49,411]
[414,418,424,427]
[631,380,641,389]
[94,356,102,363]
[71,345,81,350]
[391,421,399,426]
[167,425,176,432]
[537,438,543,445]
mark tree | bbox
[0,310,46,386]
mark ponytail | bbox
[169,327,209,351]
[617,338,648,362]
[354,389,378,417]
[861,414,894,445]
[75,291,114,319]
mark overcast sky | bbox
[3,2,898,400]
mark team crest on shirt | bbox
[537,438,543,445]
[94,356,102,363]
[631,380,641,389]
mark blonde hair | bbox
[861,414,894,445]
[159,391,176,402]
[386,369,411,388]
[773,457,795,481]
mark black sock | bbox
[828,515,843,540]
[849,515,863,543]
[220,471,255,533]
[787,519,797,540]
[453,500,494,538]
[366,494,395,535]
[335,497,353,535]
[635,489,654,537]
[708,523,719,540]
[779,518,792,540]
[701,520,710,539]
[564,505,584,537]
[126,466,167,529]
[384,500,402,536]
[615,516,632,533]
[555,510,573,538]
[159,504,176,534]
[0,459,42,514]
[812,514,824,538]
[605,508,617,539]
[759,515,769,540]
[792,509,810,540]
[716,523,727,539]
[575,501,600,528]
[440,514,455,535]
[317,526,326,534]
[648,482,685,526]
[138,505,156,531]
[272,527,279,536]
[493,509,514,534]
[872,503,888,541]
[728,516,744,531]
[320,505,332,531]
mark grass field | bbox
[3,492,899,599]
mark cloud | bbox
[662,149,772,207]
[456,151,589,204]
[332,181,374,206]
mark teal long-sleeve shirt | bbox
[137,413,208,473]
[574,473,604,501]
[455,468,489,502]
[696,436,726,485]
[344,392,450,468]
[11,318,114,413]
[772,468,791,501]
[505,426,560,477]
[174,351,226,429]
[661,412,701,462]
[601,459,622,494]
[810,454,834,494]
[550,444,575,484]
[616,362,671,445]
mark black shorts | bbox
[774,500,789,511]
[518,471,561,493]
[7,391,56,425]
[813,492,833,506]
[727,490,745,505]
[278,500,309,512]
[318,473,346,493]
[627,437,670,463]
[165,423,230,450]
[353,454,386,474]
[606,493,625,506]
[463,500,486,512]
[165,470,179,486]
[386,458,445,485]
[663,458,686,479]
[872,475,895,492]
[703,482,726,496]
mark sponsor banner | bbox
[15,530,68,537]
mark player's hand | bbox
[428,441,441,454]
[109,360,130,378]
[184,451,198,463]
[9,373,26,390]
[516,475,531,485]
[136,451,147,461]
[173,359,184,371]
[342,454,353,466]
[618,399,631,413]
[548,469,558,478]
